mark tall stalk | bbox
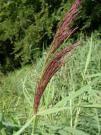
[33,0,81,114]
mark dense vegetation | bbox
[0,0,101,73]
[0,0,101,134]
[0,34,101,134]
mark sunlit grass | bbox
[0,33,101,135]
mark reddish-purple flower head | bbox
[34,0,81,114]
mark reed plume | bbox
[34,0,81,114]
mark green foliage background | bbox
[0,0,101,134]
[0,0,101,73]
[0,34,101,134]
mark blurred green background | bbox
[0,0,101,135]
[0,0,100,73]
